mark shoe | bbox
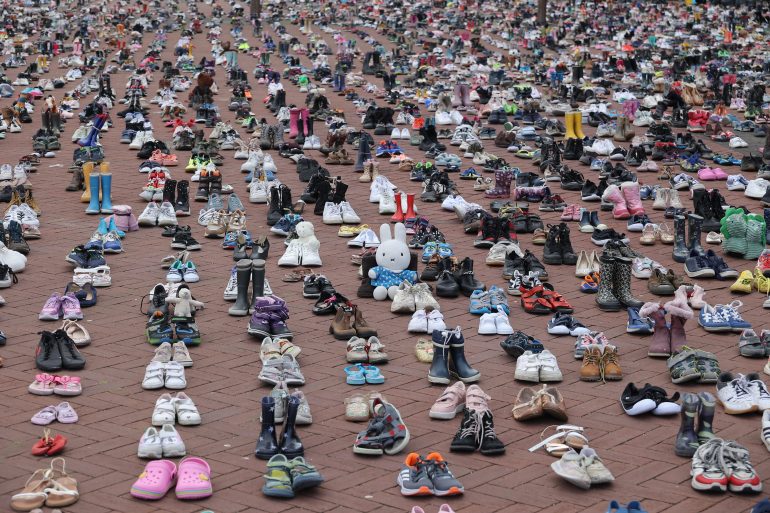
[716,372,757,414]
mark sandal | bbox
[344,364,366,385]
[52,376,82,396]
[29,373,57,395]
[519,286,553,315]
[361,364,385,384]
[353,399,410,455]
[10,469,50,511]
[44,458,79,508]
[261,454,294,498]
[657,165,673,181]
[528,425,589,456]
[540,284,574,313]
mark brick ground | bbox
[0,5,769,513]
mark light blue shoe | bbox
[345,365,366,385]
[469,289,490,314]
[421,241,438,263]
[361,364,385,384]
[108,217,125,238]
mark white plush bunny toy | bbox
[368,223,417,300]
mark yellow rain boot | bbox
[564,111,577,139]
[573,111,586,139]
[99,162,110,201]
[80,161,94,203]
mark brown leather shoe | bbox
[512,386,543,421]
[329,307,356,340]
[352,306,378,338]
[601,345,623,381]
[579,345,602,382]
[540,385,568,421]
[648,268,675,295]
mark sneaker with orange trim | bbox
[396,453,434,496]
[580,273,599,293]
[424,452,464,496]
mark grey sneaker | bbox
[580,447,614,485]
[551,449,592,489]
[425,453,464,496]
[172,342,193,367]
[396,453,435,496]
[292,390,313,425]
[739,329,765,357]
[152,341,173,363]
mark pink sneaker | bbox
[39,293,62,321]
[131,460,177,500]
[429,382,466,419]
[712,167,728,180]
[175,457,213,500]
[60,292,83,320]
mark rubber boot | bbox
[697,392,716,444]
[255,396,280,460]
[673,215,688,263]
[391,192,405,222]
[674,393,700,457]
[687,213,704,254]
[100,173,113,214]
[642,304,671,357]
[80,161,94,202]
[405,193,416,220]
[304,110,313,137]
[595,255,621,311]
[428,329,452,384]
[228,259,252,316]
[250,258,266,312]
[611,258,644,308]
[85,172,101,214]
[449,329,480,383]
[288,108,300,138]
[278,395,304,458]
[296,118,305,146]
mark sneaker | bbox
[396,453,434,496]
[745,373,770,410]
[537,350,563,382]
[721,440,763,493]
[551,450,592,489]
[716,372,757,414]
[691,439,729,492]
[424,452,464,496]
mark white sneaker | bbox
[762,410,770,451]
[159,424,186,457]
[727,175,748,191]
[745,373,770,410]
[716,372,757,414]
[0,163,12,180]
[301,241,322,266]
[514,351,541,382]
[426,310,447,332]
[138,202,161,226]
[223,266,237,300]
[486,243,509,266]
[278,239,302,266]
[379,188,397,214]
[164,361,187,390]
[197,207,216,226]
[137,427,163,458]
[322,202,343,224]
[157,201,178,227]
[478,313,498,335]
[152,393,176,426]
[142,361,165,390]
[172,342,193,367]
[174,392,202,425]
[340,201,361,223]
[348,229,380,248]
[494,312,514,335]
[249,180,269,203]
[537,350,563,382]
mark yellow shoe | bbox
[185,156,197,172]
[337,224,369,237]
[754,268,770,293]
[415,338,433,363]
[730,270,754,294]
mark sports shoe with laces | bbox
[744,373,770,410]
[425,452,465,495]
[691,439,729,492]
[157,201,178,226]
[716,372,757,414]
[138,201,160,226]
[397,453,435,496]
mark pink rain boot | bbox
[620,182,645,215]
[601,184,630,219]
[288,108,300,139]
[665,286,694,354]
[641,302,670,357]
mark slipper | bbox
[55,402,79,424]
[361,364,385,384]
[131,460,177,500]
[31,406,58,425]
[175,457,213,500]
[344,364,366,385]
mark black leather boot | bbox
[558,223,578,265]
[228,259,252,316]
[279,395,304,458]
[449,329,480,382]
[428,329,451,384]
[267,187,282,225]
[255,396,280,460]
[455,257,485,296]
[542,224,562,264]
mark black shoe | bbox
[450,408,478,452]
[581,180,600,201]
[56,329,86,370]
[35,331,63,371]
[500,330,544,358]
[591,228,629,246]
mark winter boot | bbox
[542,224,562,264]
[674,393,700,457]
[278,395,304,458]
[612,258,644,308]
[558,223,578,265]
[288,108,300,138]
[100,170,113,214]
[255,396,280,459]
[429,329,452,384]
[665,287,693,353]
[672,215,689,263]
[228,259,252,316]
[449,329,480,383]
[601,184,630,219]
[595,255,621,311]
[80,161,95,203]
[642,303,671,357]
[687,214,704,254]
[620,182,644,216]
[176,180,190,215]
[455,257,485,296]
[85,172,101,214]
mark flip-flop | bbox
[344,364,366,385]
[361,364,385,384]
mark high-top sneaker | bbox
[465,385,504,455]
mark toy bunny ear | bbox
[394,223,407,243]
[380,224,392,243]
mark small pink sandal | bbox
[28,373,57,395]
[175,457,212,500]
[131,460,177,500]
[53,376,82,396]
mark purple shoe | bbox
[39,293,62,321]
[269,316,293,340]
[248,311,272,338]
[61,293,84,320]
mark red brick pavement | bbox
[0,7,768,513]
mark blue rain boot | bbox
[85,173,101,214]
[100,172,113,214]
[78,114,108,147]
[108,217,125,238]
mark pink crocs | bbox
[175,457,212,500]
[130,460,177,500]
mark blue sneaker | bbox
[717,301,752,331]
[460,167,479,180]
[222,231,238,249]
[437,242,453,258]
[469,289,490,314]
[103,231,123,253]
[421,241,438,263]
[626,307,653,334]
[488,285,510,315]
[698,304,732,332]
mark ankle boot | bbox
[359,160,372,182]
[542,224,562,264]
[250,259,266,310]
[100,172,113,214]
[279,395,304,457]
[66,166,84,192]
[80,161,94,202]
[674,393,700,457]
[611,258,644,308]
[313,180,332,216]
[358,254,377,298]
[595,255,621,311]
[85,172,101,214]
[352,306,377,337]
[429,329,452,384]
[330,307,356,339]
[664,286,693,353]
[331,181,348,204]
[643,304,671,357]
[255,396,280,459]
[672,215,689,263]
[601,184,630,219]
[558,223,578,265]
[455,257,485,296]
[228,259,252,316]
[449,328,480,382]
[687,214,704,254]
[163,178,177,205]
[696,392,716,444]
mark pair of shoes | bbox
[469,286,509,314]
[255,395,304,460]
[138,425,186,458]
[151,341,193,367]
[477,311,513,335]
[551,447,614,489]
[621,383,681,416]
[448,384,506,455]
[131,457,212,500]
[428,327,480,384]
[345,363,385,385]
[515,350,563,382]
[519,284,573,314]
[39,292,82,321]
[512,384,567,421]
[546,312,590,335]
[142,361,187,390]
[10,458,79,510]
[137,200,178,226]
[397,452,464,496]
[500,330,544,358]
[165,259,199,283]
[35,330,85,372]
[391,282,440,313]
[329,305,377,339]
[248,295,292,338]
[262,454,324,497]
[28,374,82,396]
[407,308,446,333]
[151,393,201,426]
[690,438,762,493]
[31,402,78,425]
[346,336,388,364]
[716,372,770,414]
[667,347,720,384]
[580,345,622,381]
[528,424,588,456]
[641,292,693,357]
[259,354,305,386]
[698,301,751,332]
